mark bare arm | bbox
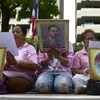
[41,49,53,67]
[5,51,39,71]
[57,55,69,65]
[72,68,89,75]
[15,61,39,71]
[53,48,69,65]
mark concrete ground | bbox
[0,94,100,100]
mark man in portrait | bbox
[42,25,64,48]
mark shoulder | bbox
[23,42,36,51]
[43,37,49,41]
[68,41,73,48]
[69,41,72,45]
[74,49,84,57]
[68,41,74,52]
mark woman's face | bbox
[12,26,26,42]
[83,32,95,48]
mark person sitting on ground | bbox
[72,29,96,94]
[35,41,75,94]
[0,25,39,94]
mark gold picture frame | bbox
[89,48,100,80]
[36,19,69,53]
[0,47,6,79]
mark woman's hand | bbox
[83,68,89,75]
[47,49,53,60]
[6,51,17,66]
[53,48,61,59]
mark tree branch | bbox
[9,4,21,11]
[0,0,5,4]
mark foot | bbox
[76,86,86,94]
[0,84,7,94]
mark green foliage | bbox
[0,0,60,31]
[10,10,16,18]
[18,0,60,20]
[39,0,60,19]
[73,42,84,53]
[25,38,34,46]
[25,37,39,52]
[1,0,60,20]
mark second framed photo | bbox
[0,47,6,80]
[89,48,100,80]
[36,19,69,53]
[89,41,100,80]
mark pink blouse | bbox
[72,47,89,70]
[3,42,38,82]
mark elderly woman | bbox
[0,25,39,94]
[72,29,96,94]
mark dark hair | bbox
[48,25,59,31]
[14,25,27,35]
[82,29,95,40]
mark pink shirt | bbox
[72,47,89,70]
[3,42,38,82]
[38,41,74,73]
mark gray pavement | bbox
[0,94,100,100]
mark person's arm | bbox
[14,61,38,70]
[57,55,69,65]
[52,48,69,64]
[41,57,51,67]
[72,48,89,75]
[40,49,53,67]
[72,68,83,74]
[72,51,83,74]
[5,59,39,71]
[72,67,89,75]
[62,41,74,68]
[5,47,39,71]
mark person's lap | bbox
[35,71,74,93]
[4,77,32,93]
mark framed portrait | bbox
[89,41,100,80]
[35,19,69,53]
[89,48,100,80]
[0,47,6,79]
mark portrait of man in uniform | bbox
[42,24,64,48]
[36,20,69,53]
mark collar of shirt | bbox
[49,36,56,44]
[81,47,88,55]
[18,42,29,50]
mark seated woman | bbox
[72,29,96,94]
[0,25,39,94]
[35,41,75,94]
